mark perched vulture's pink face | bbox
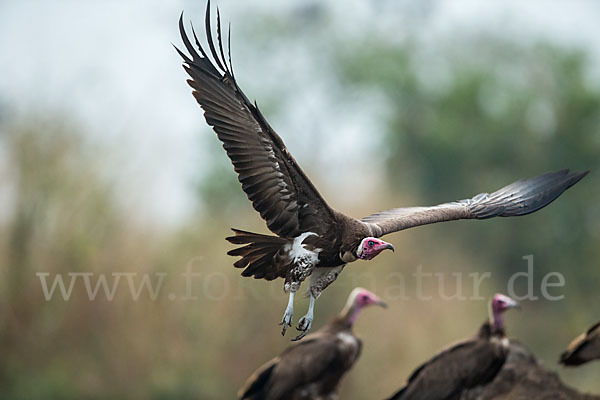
[357,237,395,260]
[353,288,387,309]
[492,293,520,313]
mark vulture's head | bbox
[356,237,394,260]
[342,288,386,325]
[489,293,519,334]
[491,293,520,314]
[349,287,388,309]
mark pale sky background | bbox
[1,0,600,226]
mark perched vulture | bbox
[176,2,587,339]
[560,321,600,366]
[387,294,520,400]
[237,288,386,400]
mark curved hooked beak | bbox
[371,294,388,308]
[507,299,521,310]
[377,300,388,308]
[378,242,395,253]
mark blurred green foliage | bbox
[1,20,600,400]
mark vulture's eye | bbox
[361,295,369,301]
[368,240,374,247]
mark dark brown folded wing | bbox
[388,338,505,400]
[363,169,588,237]
[176,3,336,238]
[238,333,348,399]
[560,321,600,366]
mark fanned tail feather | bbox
[226,229,288,280]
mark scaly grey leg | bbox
[279,290,295,336]
[293,293,315,341]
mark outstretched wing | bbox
[176,2,336,238]
[363,169,588,237]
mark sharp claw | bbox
[279,310,293,336]
[280,318,290,335]
[292,331,307,341]
[291,316,312,341]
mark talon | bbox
[279,308,294,336]
[292,331,307,341]
[280,318,292,336]
[292,315,313,341]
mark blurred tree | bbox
[0,118,123,398]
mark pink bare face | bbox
[492,293,520,313]
[352,288,387,309]
[357,237,395,260]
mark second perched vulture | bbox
[238,288,386,400]
[387,294,520,400]
[560,320,600,366]
[176,2,588,339]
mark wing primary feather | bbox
[470,169,588,219]
[173,43,192,65]
[189,22,212,65]
[227,22,235,79]
[204,0,227,73]
[178,14,199,63]
[179,12,221,78]
[216,8,231,75]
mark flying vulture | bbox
[560,320,600,366]
[237,287,386,400]
[386,294,520,400]
[176,2,587,339]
